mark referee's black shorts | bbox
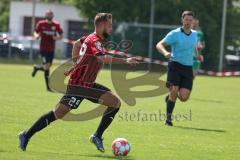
[59,83,111,109]
[167,61,193,91]
[40,51,54,64]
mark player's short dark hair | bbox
[94,13,112,26]
[181,11,195,19]
[45,9,53,15]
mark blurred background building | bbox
[0,0,240,71]
[8,1,91,58]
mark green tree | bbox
[73,0,240,70]
[39,0,74,4]
[73,0,150,22]
[0,0,11,32]
[1,0,239,70]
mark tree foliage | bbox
[1,0,239,69]
[73,0,240,69]
[0,0,11,32]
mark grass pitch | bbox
[0,62,240,160]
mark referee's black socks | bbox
[25,111,56,140]
[95,107,119,139]
[166,100,175,122]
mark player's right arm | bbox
[156,30,177,59]
[64,38,84,76]
[34,22,41,40]
[156,40,171,59]
[72,39,82,63]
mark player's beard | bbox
[46,17,53,22]
[103,32,110,39]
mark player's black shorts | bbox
[167,61,193,90]
[40,51,54,64]
[59,83,111,109]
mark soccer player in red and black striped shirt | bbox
[19,13,137,152]
[32,10,63,92]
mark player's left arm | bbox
[199,32,206,50]
[92,40,137,65]
[195,47,204,62]
[195,33,204,62]
[98,55,137,65]
[194,47,199,58]
[53,23,63,40]
[53,34,63,41]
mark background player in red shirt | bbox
[19,13,137,152]
[32,9,63,92]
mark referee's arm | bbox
[156,40,171,59]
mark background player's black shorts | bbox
[40,51,54,64]
[59,83,111,109]
[167,61,193,90]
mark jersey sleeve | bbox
[163,30,176,45]
[199,31,205,43]
[80,36,87,43]
[91,40,104,56]
[35,22,41,33]
[56,23,63,34]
